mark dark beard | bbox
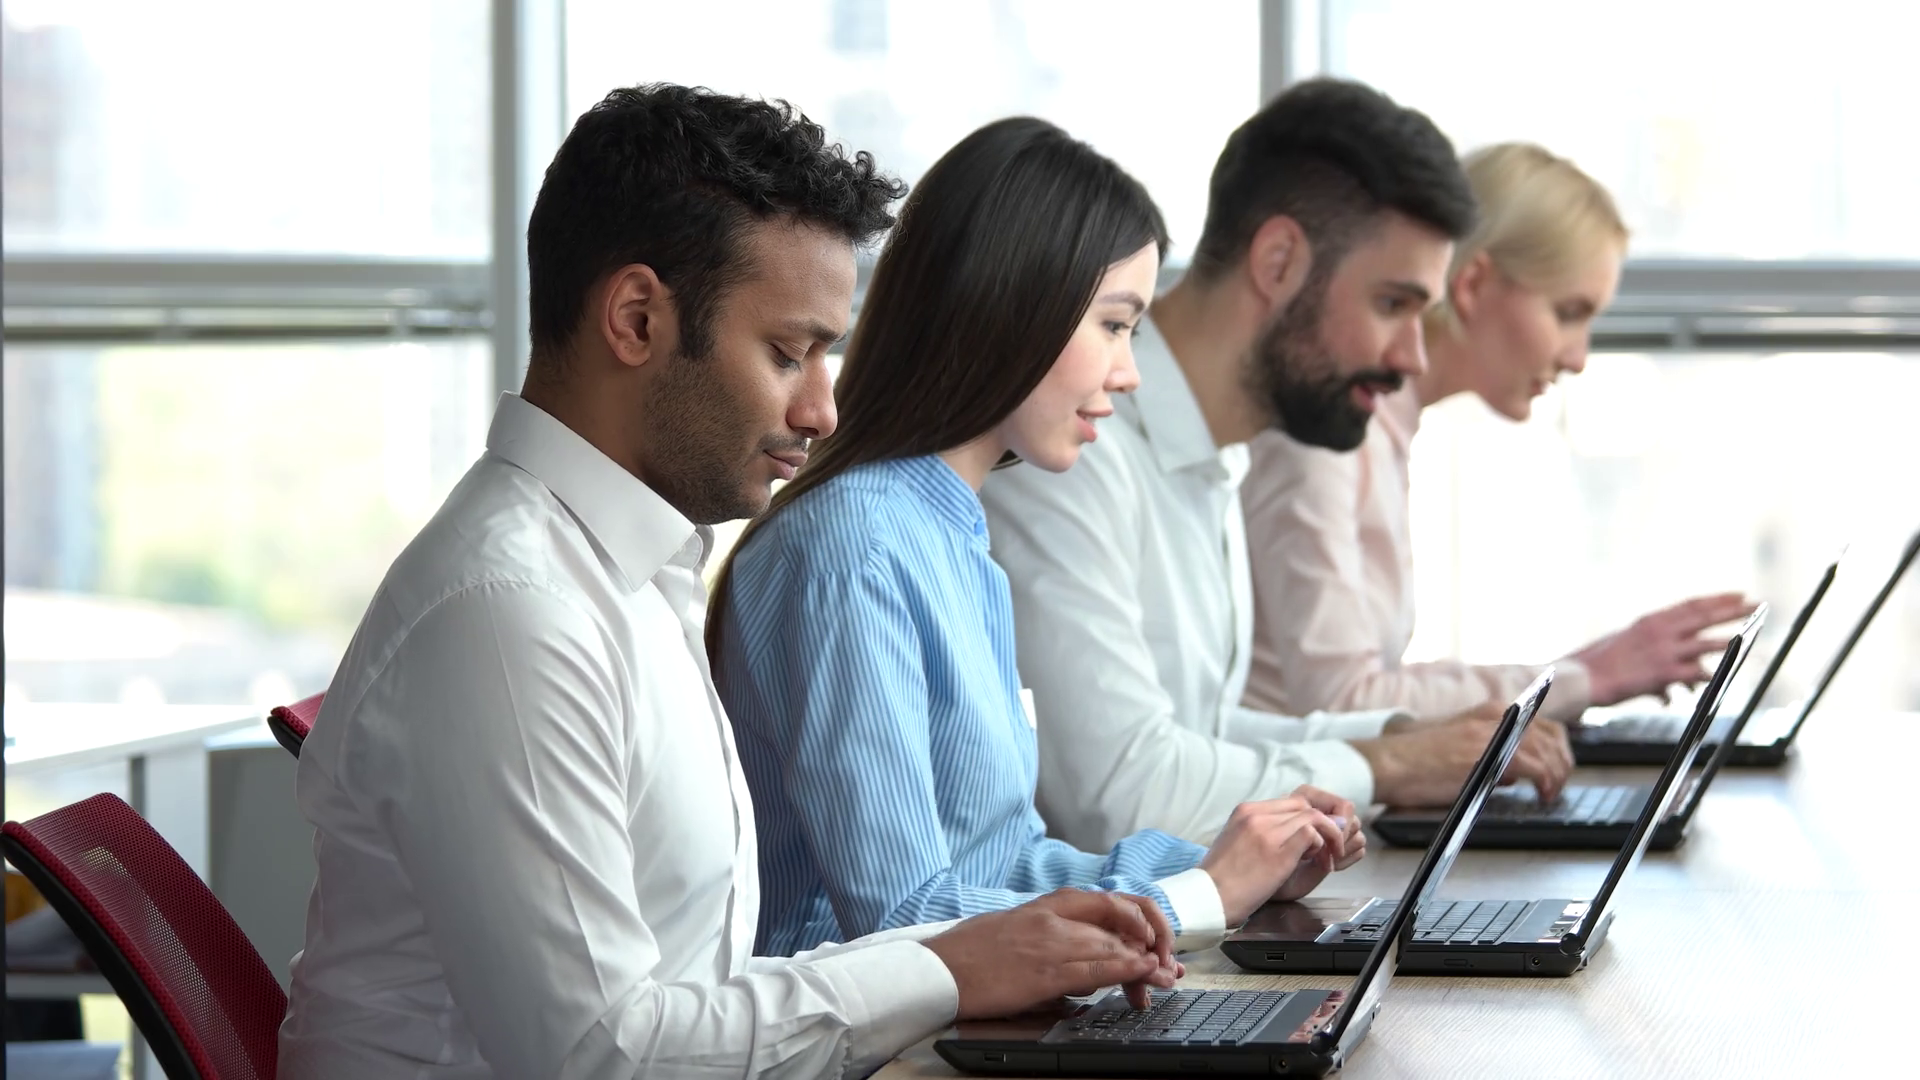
[1246,277,1401,452]
[640,349,807,525]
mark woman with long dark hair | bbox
[709,118,1363,958]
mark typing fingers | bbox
[1290,784,1358,826]
[1332,825,1368,871]
[1051,928,1165,1005]
[1034,889,1170,959]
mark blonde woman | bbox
[1241,142,1752,724]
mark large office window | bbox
[3,0,490,257]
[3,340,492,708]
[1323,0,1920,259]
[1314,0,1920,710]
[1402,353,1920,712]
[566,0,1259,263]
[2,0,494,711]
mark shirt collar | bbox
[1127,313,1227,476]
[484,393,699,590]
[891,455,991,549]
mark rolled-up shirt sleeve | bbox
[984,448,1377,850]
[349,582,956,1080]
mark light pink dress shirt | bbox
[1241,386,1591,722]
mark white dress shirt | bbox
[980,316,1405,852]
[1241,387,1591,722]
[279,393,958,1080]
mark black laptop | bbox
[1373,605,1766,852]
[1226,642,1739,977]
[1575,525,1918,767]
[932,673,1553,1077]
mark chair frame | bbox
[2,826,209,1079]
[266,710,305,758]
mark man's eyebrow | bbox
[777,318,847,346]
[1380,280,1432,304]
[1095,290,1147,316]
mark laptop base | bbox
[1221,898,1615,977]
[935,989,1347,1077]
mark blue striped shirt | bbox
[717,455,1222,957]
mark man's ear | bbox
[599,263,676,370]
[1245,215,1314,313]
[1448,250,1494,325]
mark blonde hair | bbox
[1430,142,1627,330]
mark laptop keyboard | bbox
[1050,989,1296,1046]
[1338,899,1530,945]
[1480,784,1637,823]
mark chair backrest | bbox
[1,794,286,1080]
[266,692,323,758]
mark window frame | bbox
[4,0,1918,381]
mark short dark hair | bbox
[1189,77,1476,282]
[526,83,906,368]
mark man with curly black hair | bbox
[279,84,1182,1080]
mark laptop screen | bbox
[1312,669,1554,1055]
[1664,603,1771,820]
[1572,605,1766,944]
[1776,525,1920,745]
[1716,556,1837,733]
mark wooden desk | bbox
[878,712,1918,1078]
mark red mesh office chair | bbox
[1,794,285,1080]
[267,692,323,758]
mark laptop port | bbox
[984,1052,1005,1063]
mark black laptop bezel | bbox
[1769,525,1920,750]
[1241,630,1753,976]
[1310,669,1552,1057]
[1571,557,1833,766]
[1562,608,1761,947]
[934,676,1552,1076]
[1374,607,1764,851]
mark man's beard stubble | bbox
[641,348,808,526]
[1246,275,1401,453]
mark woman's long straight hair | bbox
[707,117,1169,665]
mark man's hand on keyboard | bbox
[1351,713,1574,808]
[926,889,1184,1018]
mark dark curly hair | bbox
[526,83,906,369]
[1190,77,1476,282]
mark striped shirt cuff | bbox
[1155,867,1228,952]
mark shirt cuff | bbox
[812,939,960,1076]
[1289,738,1376,807]
[1154,867,1228,953]
[1299,707,1402,741]
[1543,660,1594,721]
[1227,706,1402,745]
[765,919,965,971]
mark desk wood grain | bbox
[876,713,1919,1078]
